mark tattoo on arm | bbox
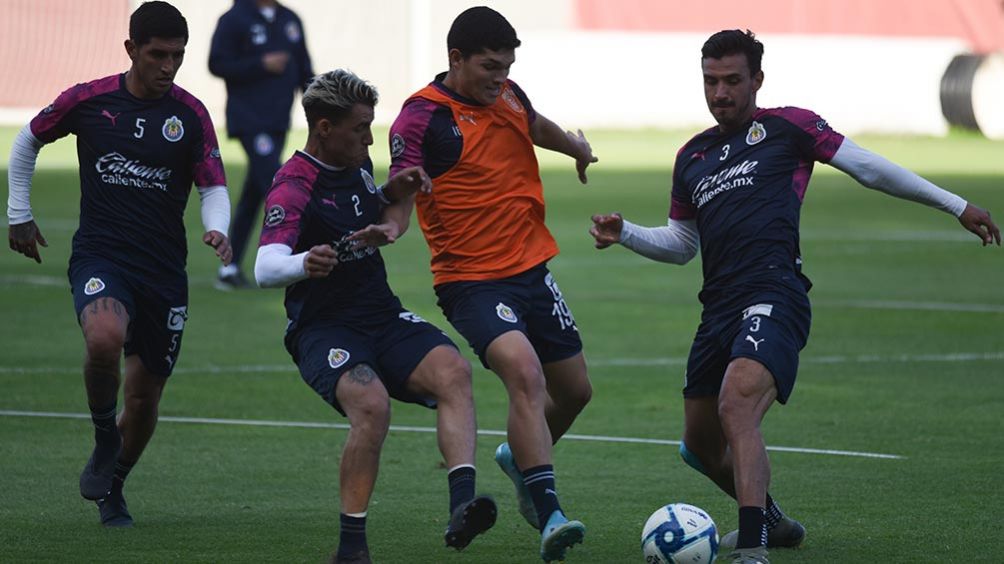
[345,364,378,385]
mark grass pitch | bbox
[1,126,1002,563]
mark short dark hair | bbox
[702,29,763,76]
[129,1,188,47]
[447,6,521,57]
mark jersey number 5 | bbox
[134,118,146,139]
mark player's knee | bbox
[503,364,547,405]
[349,392,391,433]
[716,394,755,436]
[123,388,159,415]
[679,442,709,475]
[436,354,473,400]
[554,376,592,414]
[570,377,593,410]
[84,331,126,367]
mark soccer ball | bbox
[641,503,719,563]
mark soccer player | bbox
[389,7,597,562]
[6,1,232,527]
[209,0,314,289]
[589,30,1000,564]
[253,69,496,564]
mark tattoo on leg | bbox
[346,364,378,385]
[80,298,128,326]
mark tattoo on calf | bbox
[346,364,378,385]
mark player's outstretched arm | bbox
[958,203,1001,247]
[591,213,699,264]
[254,243,332,288]
[8,220,48,264]
[348,194,416,249]
[830,138,999,246]
[8,124,47,263]
[198,185,232,264]
[530,113,598,184]
[348,167,430,249]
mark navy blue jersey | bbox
[30,74,226,281]
[209,0,313,137]
[259,152,402,339]
[670,107,844,304]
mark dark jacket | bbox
[209,0,314,137]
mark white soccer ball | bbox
[641,503,719,563]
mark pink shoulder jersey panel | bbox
[170,84,227,188]
[259,156,320,248]
[29,74,120,143]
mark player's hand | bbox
[590,213,624,249]
[347,223,401,248]
[203,230,232,265]
[262,51,290,74]
[569,129,598,184]
[304,244,337,278]
[385,166,432,200]
[8,220,48,264]
[958,203,1001,246]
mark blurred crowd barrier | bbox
[1,0,1001,138]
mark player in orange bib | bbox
[389,7,597,563]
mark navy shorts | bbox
[291,310,457,416]
[434,263,582,369]
[684,292,811,404]
[68,256,188,377]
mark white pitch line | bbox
[0,350,1002,376]
[0,409,903,460]
[817,299,1004,314]
[591,351,1004,367]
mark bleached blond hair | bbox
[302,69,378,128]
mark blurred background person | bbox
[209,0,313,289]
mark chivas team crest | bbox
[361,169,377,194]
[83,277,105,296]
[501,89,523,113]
[746,121,766,145]
[328,348,350,369]
[496,302,517,323]
[162,116,184,142]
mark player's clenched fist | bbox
[303,244,338,278]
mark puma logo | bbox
[745,335,765,351]
[101,109,120,126]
